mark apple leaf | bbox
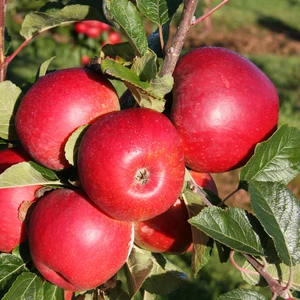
[142,252,188,295]
[148,21,170,58]
[189,206,264,256]
[0,254,27,290]
[42,281,64,300]
[2,272,43,300]
[249,181,300,266]
[182,188,213,276]
[217,288,267,300]
[125,246,154,298]
[64,124,89,167]
[136,0,182,26]
[0,161,62,188]
[103,0,148,56]
[240,124,300,185]
[0,81,22,141]
[36,56,56,79]
[101,42,136,65]
[20,4,105,39]
[101,59,167,112]
[102,280,130,300]
[242,259,300,290]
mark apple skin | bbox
[171,46,279,173]
[15,68,120,170]
[134,171,218,254]
[0,147,41,253]
[77,107,185,222]
[28,188,134,292]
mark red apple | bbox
[77,107,185,222]
[28,188,134,292]
[134,171,218,254]
[171,46,279,173]
[0,147,41,253]
[15,68,119,170]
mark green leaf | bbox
[64,124,89,167]
[0,81,22,141]
[36,56,56,79]
[217,288,267,300]
[102,280,130,300]
[101,59,166,112]
[0,254,27,290]
[125,246,154,298]
[136,0,182,25]
[242,259,300,290]
[182,188,212,276]
[148,22,170,58]
[2,272,43,300]
[20,4,105,39]
[42,281,64,300]
[103,0,148,56]
[0,161,62,188]
[131,51,158,82]
[101,42,137,65]
[142,252,188,295]
[149,74,173,98]
[189,206,264,256]
[240,124,300,185]
[249,181,300,266]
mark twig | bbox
[194,0,229,26]
[229,250,259,275]
[159,0,199,76]
[242,253,290,299]
[218,187,240,206]
[0,0,8,81]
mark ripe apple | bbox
[134,170,218,254]
[15,67,120,170]
[77,107,185,222]
[0,147,41,253]
[28,188,134,291]
[171,46,279,173]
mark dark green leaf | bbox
[189,206,264,256]
[2,272,43,300]
[42,281,64,300]
[136,0,182,25]
[249,181,300,265]
[103,0,148,56]
[125,246,153,298]
[240,124,300,185]
[217,288,267,300]
[102,280,130,300]
[148,22,170,58]
[142,253,188,295]
[20,4,105,39]
[101,42,136,65]
[0,81,22,141]
[0,161,62,188]
[0,254,27,290]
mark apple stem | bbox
[229,250,259,275]
[218,187,240,206]
[0,0,7,82]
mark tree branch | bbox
[0,0,8,82]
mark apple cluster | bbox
[0,46,279,293]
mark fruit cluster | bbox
[0,46,279,293]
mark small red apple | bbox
[134,170,218,254]
[0,147,41,253]
[15,67,119,170]
[78,107,185,222]
[28,188,134,292]
[171,46,279,173]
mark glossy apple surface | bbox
[78,107,185,222]
[28,188,133,291]
[15,67,119,170]
[0,147,41,253]
[171,46,279,173]
[134,171,218,254]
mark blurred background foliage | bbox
[4,0,300,299]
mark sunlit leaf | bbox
[43,281,64,300]
[249,181,300,266]
[217,288,267,300]
[189,206,264,256]
[0,81,22,141]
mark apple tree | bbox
[0,0,300,299]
